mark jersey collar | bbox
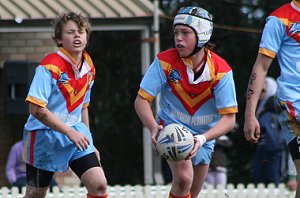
[292,0,300,11]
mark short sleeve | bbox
[25,66,52,107]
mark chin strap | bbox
[189,45,202,56]
[181,45,203,58]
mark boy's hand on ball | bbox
[186,135,206,160]
[156,124,194,161]
[186,139,200,160]
[151,125,163,148]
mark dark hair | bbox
[205,42,216,50]
[52,11,91,47]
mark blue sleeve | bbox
[260,16,286,54]
[140,57,167,97]
[213,71,238,109]
[27,66,52,104]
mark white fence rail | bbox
[0,183,296,198]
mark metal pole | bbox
[153,0,164,185]
[141,29,153,184]
[153,0,160,55]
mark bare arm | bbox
[81,107,90,130]
[29,103,90,150]
[243,53,273,143]
[204,113,236,141]
[186,113,236,160]
[134,95,163,145]
[81,107,100,160]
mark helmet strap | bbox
[180,44,202,58]
[190,45,202,56]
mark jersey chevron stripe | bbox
[271,2,300,43]
[172,82,212,108]
[41,55,93,112]
[158,49,231,115]
[44,64,89,112]
[278,18,300,42]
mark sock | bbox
[169,192,191,198]
[87,194,108,198]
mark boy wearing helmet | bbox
[134,6,238,198]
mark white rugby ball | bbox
[156,123,194,161]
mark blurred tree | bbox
[86,31,143,185]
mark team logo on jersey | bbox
[290,22,300,34]
[168,69,181,83]
[57,72,69,84]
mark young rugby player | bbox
[23,11,108,198]
[135,6,238,198]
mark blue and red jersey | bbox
[259,1,300,109]
[138,48,238,136]
[24,47,95,129]
[23,48,96,172]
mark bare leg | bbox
[191,163,209,198]
[24,185,48,198]
[81,167,107,196]
[168,160,194,196]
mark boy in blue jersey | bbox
[134,6,238,198]
[244,0,300,197]
[23,11,108,198]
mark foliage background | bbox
[86,0,288,185]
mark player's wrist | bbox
[194,135,206,146]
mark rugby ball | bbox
[156,123,194,161]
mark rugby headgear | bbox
[173,6,213,55]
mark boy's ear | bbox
[57,38,62,45]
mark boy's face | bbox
[57,20,88,57]
[173,25,197,57]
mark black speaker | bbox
[3,61,38,115]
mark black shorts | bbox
[288,136,300,161]
[26,152,100,187]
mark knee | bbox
[88,178,107,195]
[172,175,193,190]
[96,178,107,193]
[81,167,108,195]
